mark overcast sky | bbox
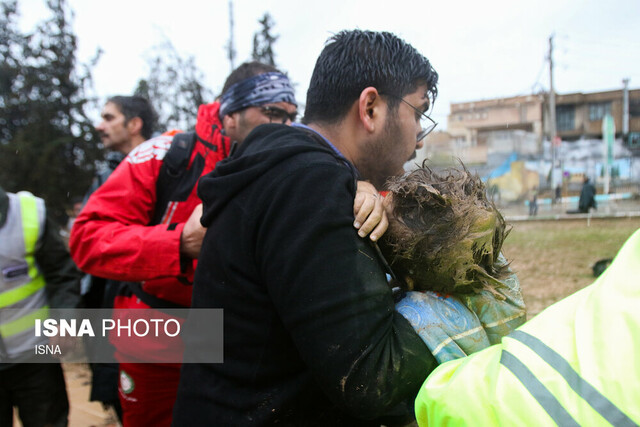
[17,0,640,128]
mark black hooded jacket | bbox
[173,124,437,426]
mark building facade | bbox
[433,87,640,158]
[547,88,640,149]
[417,86,640,202]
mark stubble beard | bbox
[356,117,404,190]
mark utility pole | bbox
[548,34,558,189]
[623,78,630,142]
[227,0,236,72]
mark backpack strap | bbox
[123,131,200,309]
[122,282,187,311]
[150,131,198,226]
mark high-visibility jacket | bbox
[416,228,640,426]
[0,191,49,360]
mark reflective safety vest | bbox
[0,191,49,360]
[416,228,640,426]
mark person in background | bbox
[86,95,158,198]
[0,186,82,427]
[567,176,597,215]
[554,183,562,205]
[80,95,159,422]
[528,187,538,216]
[578,176,597,213]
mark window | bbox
[630,99,640,118]
[588,102,611,121]
[556,105,575,131]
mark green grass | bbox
[502,217,640,317]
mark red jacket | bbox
[70,102,231,307]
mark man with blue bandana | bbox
[71,62,300,426]
[218,70,298,149]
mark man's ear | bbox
[126,116,143,136]
[358,87,383,134]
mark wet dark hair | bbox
[107,96,158,140]
[380,161,511,295]
[302,30,438,125]
[221,61,281,95]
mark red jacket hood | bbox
[195,102,232,157]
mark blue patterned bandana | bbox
[219,72,297,119]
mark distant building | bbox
[417,86,640,202]
[431,87,640,159]
[546,88,640,149]
[447,94,545,155]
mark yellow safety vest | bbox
[416,228,640,426]
[0,191,49,360]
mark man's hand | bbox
[353,181,388,241]
[180,204,206,259]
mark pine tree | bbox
[0,0,101,224]
[251,13,278,66]
[134,40,212,131]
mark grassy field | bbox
[502,217,640,318]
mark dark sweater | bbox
[173,124,436,426]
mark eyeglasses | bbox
[381,93,437,141]
[260,106,298,124]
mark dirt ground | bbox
[502,217,640,318]
[63,363,119,427]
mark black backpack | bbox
[150,131,203,226]
[126,131,207,309]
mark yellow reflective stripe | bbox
[500,350,581,427]
[1,192,47,309]
[18,192,40,255]
[18,192,42,284]
[508,330,638,426]
[0,274,46,308]
[0,305,49,337]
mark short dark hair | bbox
[220,61,281,96]
[302,30,438,125]
[107,96,158,140]
[380,162,510,295]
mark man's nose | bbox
[95,121,105,132]
[416,138,425,150]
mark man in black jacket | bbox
[173,30,440,426]
[578,176,597,213]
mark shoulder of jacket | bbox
[126,134,175,165]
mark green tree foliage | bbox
[251,13,278,66]
[0,0,101,224]
[134,40,212,131]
